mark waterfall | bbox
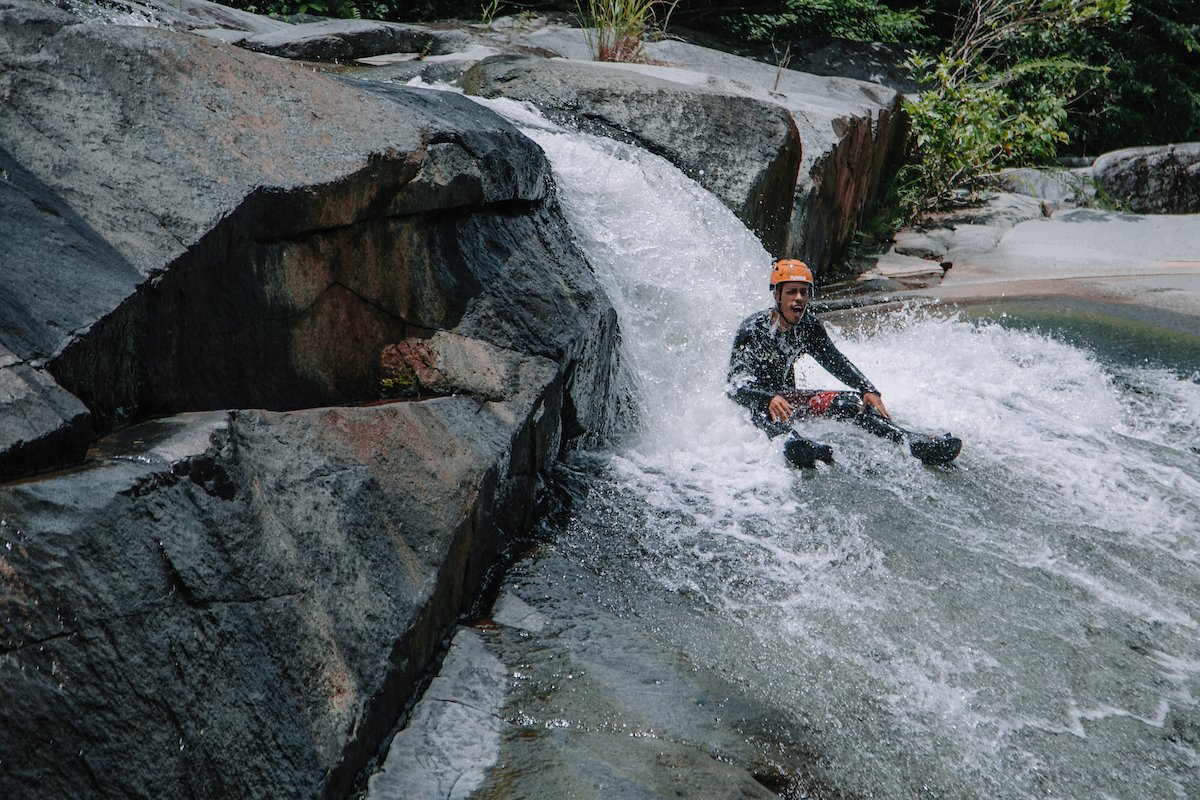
[424,88,1200,799]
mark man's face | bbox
[775,281,812,326]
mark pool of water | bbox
[371,90,1200,800]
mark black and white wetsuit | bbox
[726,308,878,436]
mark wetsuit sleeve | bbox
[803,316,879,396]
[726,320,778,414]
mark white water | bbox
[461,90,1200,798]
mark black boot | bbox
[783,432,834,468]
[908,433,962,465]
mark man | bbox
[727,258,961,467]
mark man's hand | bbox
[768,394,794,422]
[863,391,890,419]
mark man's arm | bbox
[803,316,889,417]
[726,319,780,415]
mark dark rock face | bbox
[240,18,472,62]
[462,55,803,256]
[1092,143,1200,214]
[0,2,616,798]
[629,39,904,276]
[790,103,907,274]
[0,344,91,478]
[1,0,575,447]
[0,391,561,800]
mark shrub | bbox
[722,0,927,44]
[892,0,1130,223]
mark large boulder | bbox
[639,39,905,277]
[0,0,587,468]
[239,18,475,61]
[0,379,559,800]
[487,28,905,276]
[462,54,803,256]
[0,2,617,798]
[1092,143,1200,214]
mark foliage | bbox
[578,0,678,62]
[890,0,1130,223]
[480,0,504,27]
[720,0,928,45]
[212,0,1200,181]
[228,0,379,20]
[1054,0,1200,153]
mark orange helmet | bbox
[769,258,813,291]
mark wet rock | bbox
[1092,143,1200,214]
[375,574,790,800]
[0,1,618,798]
[367,628,509,800]
[0,383,562,800]
[638,39,904,276]
[485,28,905,273]
[0,347,92,479]
[462,54,803,256]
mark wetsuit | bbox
[727,308,962,467]
[727,308,877,438]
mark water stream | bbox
[382,88,1200,799]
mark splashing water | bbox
[468,91,1200,798]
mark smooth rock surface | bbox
[367,627,509,800]
[856,191,1200,327]
[462,54,803,256]
[478,25,904,274]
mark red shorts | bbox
[779,390,854,418]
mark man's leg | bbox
[783,390,908,441]
[779,390,961,465]
[852,405,963,464]
[774,390,848,467]
[781,389,861,419]
[853,407,909,442]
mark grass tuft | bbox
[580,0,677,62]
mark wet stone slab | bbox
[369,548,818,800]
